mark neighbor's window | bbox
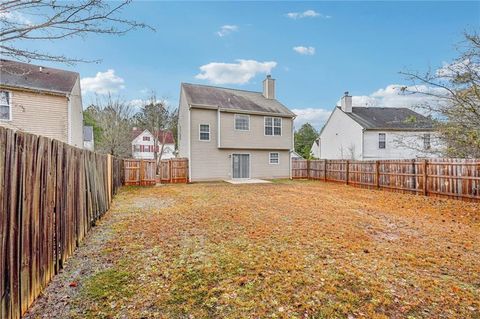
[133,145,141,152]
[0,91,11,120]
[199,124,210,141]
[269,152,279,164]
[423,133,431,150]
[235,114,250,130]
[378,133,386,149]
[265,117,282,136]
[143,136,150,141]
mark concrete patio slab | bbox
[224,179,272,184]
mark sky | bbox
[12,1,480,130]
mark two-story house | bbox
[0,59,84,147]
[131,128,175,160]
[315,92,438,160]
[178,76,296,181]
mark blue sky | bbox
[22,1,480,129]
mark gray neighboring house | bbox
[0,59,83,147]
[178,76,296,181]
[83,126,95,151]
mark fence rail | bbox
[292,159,480,201]
[0,127,123,319]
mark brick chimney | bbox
[263,75,275,99]
[341,91,352,113]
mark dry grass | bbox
[33,180,480,318]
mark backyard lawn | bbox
[26,180,479,319]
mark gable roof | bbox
[341,107,434,131]
[181,83,295,117]
[132,128,175,144]
[0,59,78,95]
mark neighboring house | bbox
[291,150,305,160]
[131,128,175,160]
[83,126,95,151]
[310,138,321,159]
[0,59,83,147]
[178,76,296,181]
[316,92,437,160]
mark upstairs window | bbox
[143,136,150,141]
[199,124,210,141]
[269,152,279,164]
[378,133,386,149]
[235,114,250,131]
[0,91,11,120]
[423,133,431,150]
[265,117,282,136]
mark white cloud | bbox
[195,59,277,85]
[337,84,446,108]
[293,46,315,55]
[216,25,239,37]
[292,108,332,130]
[286,10,330,19]
[0,11,32,25]
[81,69,125,94]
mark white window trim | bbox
[269,152,280,165]
[378,133,386,149]
[234,114,250,131]
[0,90,12,122]
[199,123,211,142]
[264,116,282,136]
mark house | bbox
[291,150,305,160]
[310,139,321,159]
[83,126,95,151]
[316,92,436,160]
[0,59,83,147]
[178,76,296,181]
[131,128,175,160]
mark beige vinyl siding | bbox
[219,111,292,150]
[0,88,69,143]
[177,88,190,158]
[189,108,290,181]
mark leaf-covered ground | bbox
[26,180,480,318]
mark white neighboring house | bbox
[311,139,320,159]
[314,92,438,160]
[131,128,175,160]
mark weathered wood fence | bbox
[159,158,189,184]
[124,159,157,186]
[292,159,480,201]
[0,127,124,319]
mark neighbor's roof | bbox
[83,126,94,142]
[342,107,434,130]
[132,128,175,144]
[0,59,78,95]
[181,83,295,117]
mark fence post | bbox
[307,160,310,179]
[324,160,327,182]
[345,160,349,185]
[169,159,173,183]
[423,159,428,196]
[375,160,380,189]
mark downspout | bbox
[217,107,221,148]
[67,94,72,145]
[361,128,365,160]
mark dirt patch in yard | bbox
[26,181,480,319]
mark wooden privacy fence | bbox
[0,126,123,319]
[159,158,189,184]
[292,158,480,201]
[124,159,157,186]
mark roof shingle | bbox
[181,83,295,117]
[0,59,78,94]
[342,107,434,130]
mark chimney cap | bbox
[266,74,272,79]
[344,91,349,96]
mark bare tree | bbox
[400,32,480,158]
[0,0,153,64]
[86,94,133,157]
[134,92,176,167]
